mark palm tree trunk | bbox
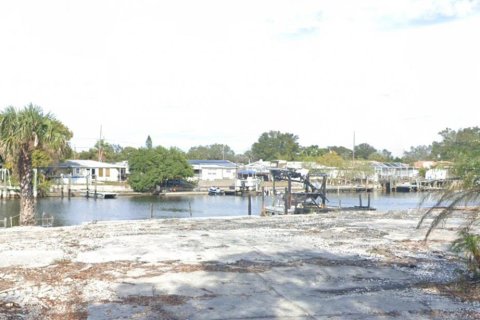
[18,149,36,226]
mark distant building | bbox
[414,161,436,169]
[50,160,129,184]
[370,162,419,181]
[188,160,237,181]
[425,169,450,180]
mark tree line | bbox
[1,105,479,227]
[75,128,480,168]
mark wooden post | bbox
[284,187,288,215]
[261,186,265,215]
[68,174,72,199]
[248,194,252,216]
[359,194,363,207]
[86,175,90,199]
[94,178,97,199]
[189,202,192,217]
[322,175,327,207]
[150,203,154,219]
[287,177,292,210]
[272,175,276,195]
[61,175,64,199]
[367,193,371,208]
[10,216,13,227]
[3,217,6,228]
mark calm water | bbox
[0,192,439,227]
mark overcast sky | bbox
[1,0,479,156]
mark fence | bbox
[1,213,54,228]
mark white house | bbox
[52,160,129,184]
[425,168,451,180]
[188,160,237,181]
[370,162,419,181]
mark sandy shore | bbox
[1,209,479,319]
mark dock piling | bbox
[261,187,265,216]
[68,175,72,199]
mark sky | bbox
[1,0,480,157]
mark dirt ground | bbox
[1,209,479,319]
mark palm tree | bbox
[0,104,72,225]
[417,161,480,274]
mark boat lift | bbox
[270,168,328,214]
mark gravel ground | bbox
[0,209,479,319]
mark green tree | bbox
[316,151,345,167]
[299,145,328,161]
[77,141,124,162]
[327,146,353,160]
[186,144,235,161]
[234,152,251,164]
[431,127,480,161]
[128,146,193,192]
[354,143,377,160]
[402,145,432,163]
[146,135,153,149]
[368,149,393,162]
[120,146,138,161]
[0,105,72,225]
[251,131,300,161]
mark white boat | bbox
[235,170,262,192]
[208,187,224,195]
[79,190,118,199]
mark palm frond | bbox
[418,185,480,240]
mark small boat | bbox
[208,187,224,195]
[80,191,118,199]
[395,182,417,192]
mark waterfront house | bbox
[50,160,129,184]
[370,162,419,182]
[188,160,238,181]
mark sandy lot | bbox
[1,209,479,319]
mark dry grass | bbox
[434,279,480,302]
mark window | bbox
[98,168,104,177]
[106,168,110,177]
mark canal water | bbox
[0,192,440,227]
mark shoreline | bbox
[1,209,479,319]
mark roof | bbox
[371,162,413,169]
[238,169,257,175]
[188,160,237,168]
[55,160,127,169]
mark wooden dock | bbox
[80,191,118,199]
